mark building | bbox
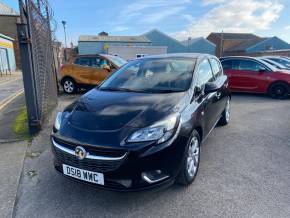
[207,32,290,57]
[108,45,167,60]
[78,34,152,55]
[78,29,216,59]
[143,29,216,54]
[0,34,16,73]
[0,2,21,69]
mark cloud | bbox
[120,0,191,23]
[114,26,129,32]
[285,25,290,30]
[174,0,284,40]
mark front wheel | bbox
[219,97,230,126]
[176,130,200,186]
[268,83,289,99]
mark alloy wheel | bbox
[187,136,200,178]
[63,80,74,93]
[225,98,230,122]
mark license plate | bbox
[62,164,104,185]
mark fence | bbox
[17,0,58,133]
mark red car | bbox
[220,56,290,99]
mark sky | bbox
[2,0,290,45]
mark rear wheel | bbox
[176,130,200,186]
[62,78,77,94]
[268,83,289,99]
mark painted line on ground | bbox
[0,89,24,112]
[0,78,22,86]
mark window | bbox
[136,54,148,58]
[196,59,214,87]
[74,57,102,67]
[239,60,265,72]
[210,58,223,77]
[221,59,239,70]
[100,58,195,92]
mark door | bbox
[93,57,112,84]
[223,59,270,92]
[195,58,220,135]
[0,48,9,73]
[209,58,228,116]
[73,57,97,84]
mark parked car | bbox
[51,53,231,191]
[257,57,290,70]
[60,54,127,94]
[220,56,290,99]
[263,56,290,68]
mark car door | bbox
[73,57,97,84]
[92,57,114,85]
[222,59,270,92]
[194,58,220,135]
[209,58,228,116]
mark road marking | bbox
[0,89,24,112]
[0,78,22,86]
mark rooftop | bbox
[208,32,260,40]
[0,2,18,16]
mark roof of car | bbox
[140,53,213,59]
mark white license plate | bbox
[62,164,104,185]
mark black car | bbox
[51,53,231,191]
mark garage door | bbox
[0,48,9,73]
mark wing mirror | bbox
[102,64,111,71]
[259,67,267,73]
[204,82,219,94]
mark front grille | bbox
[54,147,126,172]
[52,137,128,173]
[53,137,127,158]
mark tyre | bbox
[219,97,230,126]
[62,78,77,94]
[176,130,201,186]
[268,82,289,99]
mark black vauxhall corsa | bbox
[51,53,231,191]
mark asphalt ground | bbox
[13,93,290,218]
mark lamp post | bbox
[62,20,67,61]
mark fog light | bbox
[141,170,169,184]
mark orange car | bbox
[60,54,127,93]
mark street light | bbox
[61,20,67,61]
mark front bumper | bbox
[51,134,188,191]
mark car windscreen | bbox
[105,56,127,67]
[99,57,196,93]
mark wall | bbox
[78,41,151,55]
[0,15,21,69]
[108,45,167,60]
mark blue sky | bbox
[3,0,290,45]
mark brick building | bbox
[207,32,290,57]
[0,2,21,69]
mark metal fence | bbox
[17,0,58,133]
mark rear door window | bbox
[239,60,266,72]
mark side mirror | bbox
[259,68,267,73]
[102,64,111,71]
[204,82,219,94]
[194,86,203,97]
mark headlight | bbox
[127,114,179,143]
[54,112,62,131]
